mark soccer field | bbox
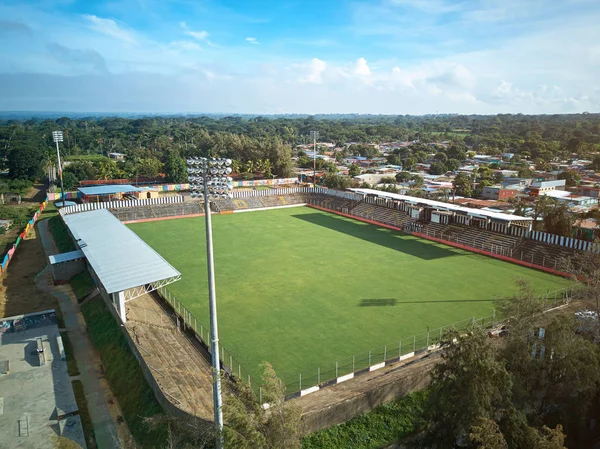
[129,207,570,390]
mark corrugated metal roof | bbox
[350,188,532,222]
[49,250,85,264]
[78,185,141,196]
[63,209,180,294]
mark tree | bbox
[62,172,79,190]
[557,170,581,187]
[446,158,461,172]
[64,161,97,181]
[543,202,572,236]
[96,160,119,180]
[348,163,361,177]
[410,174,424,188]
[164,151,187,183]
[395,171,412,183]
[403,157,416,171]
[434,152,448,163]
[469,418,508,449]
[7,134,45,181]
[138,157,163,178]
[429,162,447,175]
[380,176,396,184]
[418,328,513,448]
[323,174,353,189]
[223,363,301,449]
[453,172,472,197]
[592,155,600,171]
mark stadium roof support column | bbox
[113,291,126,323]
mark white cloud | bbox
[353,57,371,77]
[83,15,137,45]
[180,21,213,45]
[246,37,260,44]
[290,58,327,84]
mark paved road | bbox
[37,219,123,449]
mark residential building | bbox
[529,179,566,196]
[481,186,520,201]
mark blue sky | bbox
[0,0,599,114]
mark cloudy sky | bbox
[0,0,599,114]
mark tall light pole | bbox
[52,131,66,207]
[187,157,233,449]
[309,130,319,186]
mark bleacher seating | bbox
[514,239,578,269]
[351,203,416,229]
[109,202,204,221]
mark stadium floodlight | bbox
[52,131,66,207]
[186,156,233,448]
[309,131,319,187]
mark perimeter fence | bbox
[154,284,576,399]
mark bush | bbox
[0,205,37,229]
[302,390,428,449]
[48,215,76,252]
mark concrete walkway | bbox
[37,219,124,449]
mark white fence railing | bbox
[59,195,184,216]
[528,230,599,252]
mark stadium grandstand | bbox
[62,209,181,323]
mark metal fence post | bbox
[368,351,371,366]
[318,367,320,384]
[238,365,241,378]
[336,361,338,378]
[299,373,302,391]
[399,341,402,358]
[413,336,416,352]
[352,355,355,372]
[384,345,387,362]
[426,330,429,348]
[259,387,262,404]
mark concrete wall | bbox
[301,355,433,433]
[51,259,85,284]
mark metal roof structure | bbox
[78,185,141,196]
[63,209,181,300]
[350,188,532,223]
[48,249,85,265]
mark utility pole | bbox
[310,131,319,187]
[52,131,65,207]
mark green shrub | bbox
[0,205,37,229]
[301,390,428,449]
[70,270,96,301]
[48,215,76,252]
[71,380,97,449]
[81,298,167,448]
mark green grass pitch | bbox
[129,207,571,390]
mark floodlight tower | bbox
[52,131,66,207]
[186,157,233,449]
[309,130,319,186]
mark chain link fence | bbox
[154,285,575,398]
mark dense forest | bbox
[0,114,599,186]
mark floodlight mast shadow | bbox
[52,131,65,207]
[187,157,233,449]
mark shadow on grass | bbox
[360,297,496,306]
[293,212,461,261]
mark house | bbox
[529,179,566,197]
[481,186,520,201]
[109,152,125,161]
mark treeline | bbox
[1,114,599,183]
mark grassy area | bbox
[48,215,76,252]
[64,154,109,163]
[129,207,571,391]
[302,390,427,449]
[71,380,98,449]
[81,297,167,448]
[60,331,80,376]
[70,270,96,301]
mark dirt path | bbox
[37,219,132,448]
[0,225,58,318]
